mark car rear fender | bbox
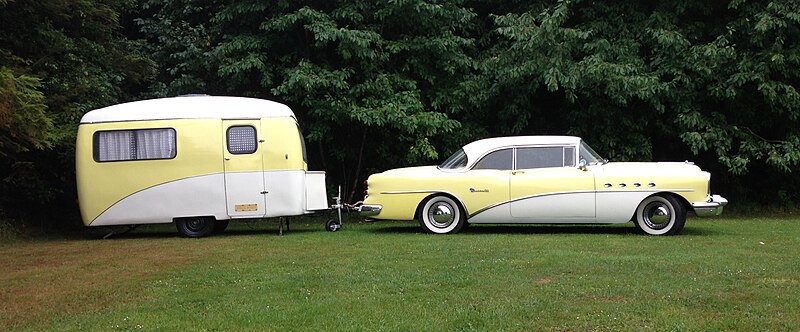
[416,191,468,221]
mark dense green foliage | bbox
[0,68,51,156]
[0,0,798,225]
[135,0,479,201]
[0,0,155,223]
[490,1,800,171]
[484,0,800,204]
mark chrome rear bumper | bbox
[692,194,728,217]
[359,205,382,217]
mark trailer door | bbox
[223,120,267,218]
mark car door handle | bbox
[224,157,231,161]
[512,171,524,175]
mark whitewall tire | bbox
[634,195,686,235]
[419,195,465,234]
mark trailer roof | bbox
[80,96,296,124]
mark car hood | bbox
[594,162,703,175]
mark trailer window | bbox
[94,128,176,162]
[227,125,257,154]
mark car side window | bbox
[516,146,572,169]
[473,149,513,170]
[564,146,575,167]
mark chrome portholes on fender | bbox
[419,195,465,234]
[634,195,686,236]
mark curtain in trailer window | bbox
[136,129,176,159]
[97,131,135,161]
[95,128,176,162]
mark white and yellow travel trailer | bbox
[76,96,329,237]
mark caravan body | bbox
[76,96,328,236]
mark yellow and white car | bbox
[360,136,727,235]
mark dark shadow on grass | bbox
[370,223,637,235]
[370,225,424,234]
[81,224,320,240]
[371,222,716,236]
[217,228,318,237]
[464,224,638,235]
[90,231,180,240]
[678,226,721,236]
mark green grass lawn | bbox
[2,216,799,331]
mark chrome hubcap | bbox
[187,218,204,231]
[428,202,454,228]
[643,202,672,230]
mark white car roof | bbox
[462,136,582,161]
[80,96,295,124]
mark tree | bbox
[138,0,800,206]
[0,0,156,224]
[487,0,799,203]
[138,0,480,201]
[0,68,52,157]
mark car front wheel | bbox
[419,195,465,234]
[634,195,686,235]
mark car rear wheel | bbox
[176,217,215,238]
[419,195,465,234]
[634,195,686,235]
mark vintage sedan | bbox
[359,136,727,235]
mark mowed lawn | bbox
[2,216,799,331]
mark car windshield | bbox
[439,149,468,169]
[579,141,606,165]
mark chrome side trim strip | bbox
[379,190,469,218]
[469,190,595,218]
[468,189,694,219]
[381,190,440,195]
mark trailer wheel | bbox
[325,219,341,232]
[176,217,215,238]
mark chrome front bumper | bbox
[692,194,728,217]
[359,205,382,217]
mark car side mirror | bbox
[578,159,587,171]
